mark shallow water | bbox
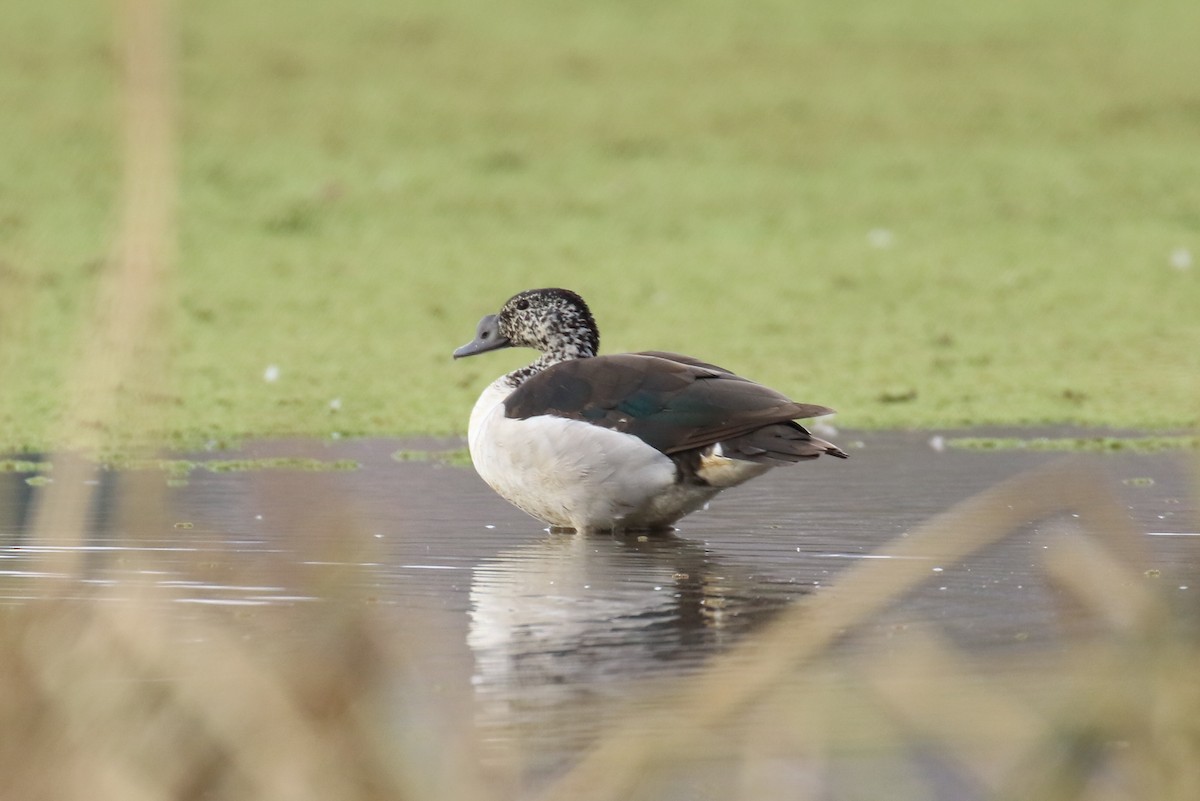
[2,431,1198,793]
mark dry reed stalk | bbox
[2,467,499,801]
[536,461,1158,801]
[27,0,175,577]
[3,5,490,799]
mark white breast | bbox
[467,378,718,531]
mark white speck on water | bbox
[928,435,945,452]
[932,567,944,573]
[485,524,495,529]
[867,228,895,249]
[815,552,932,560]
[373,533,383,539]
[174,598,275,607]
[1169,247,1192,270]
[653,586,663,591]
[263,364,280,382]
[255,515,263,520]
[329,397,342,411]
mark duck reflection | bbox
[468,530,805,767]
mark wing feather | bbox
[503,354,833,456]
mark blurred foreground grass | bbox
[4,459,1197,801]
[2,0,1200,454]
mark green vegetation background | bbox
[2,0,1198,453]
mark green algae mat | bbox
[2,0,1198,455]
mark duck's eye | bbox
[515,299,530,311]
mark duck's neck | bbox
[506,340,596,387]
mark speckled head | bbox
[453,288,600,361]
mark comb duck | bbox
[453,288,847,532]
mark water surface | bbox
[2,431,1196,793]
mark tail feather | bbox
[722,422,849,464]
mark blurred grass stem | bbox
[29,0,175,576]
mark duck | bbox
[453,288,847,532]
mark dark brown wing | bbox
[503,354,834,456]
[632,350,737,376]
